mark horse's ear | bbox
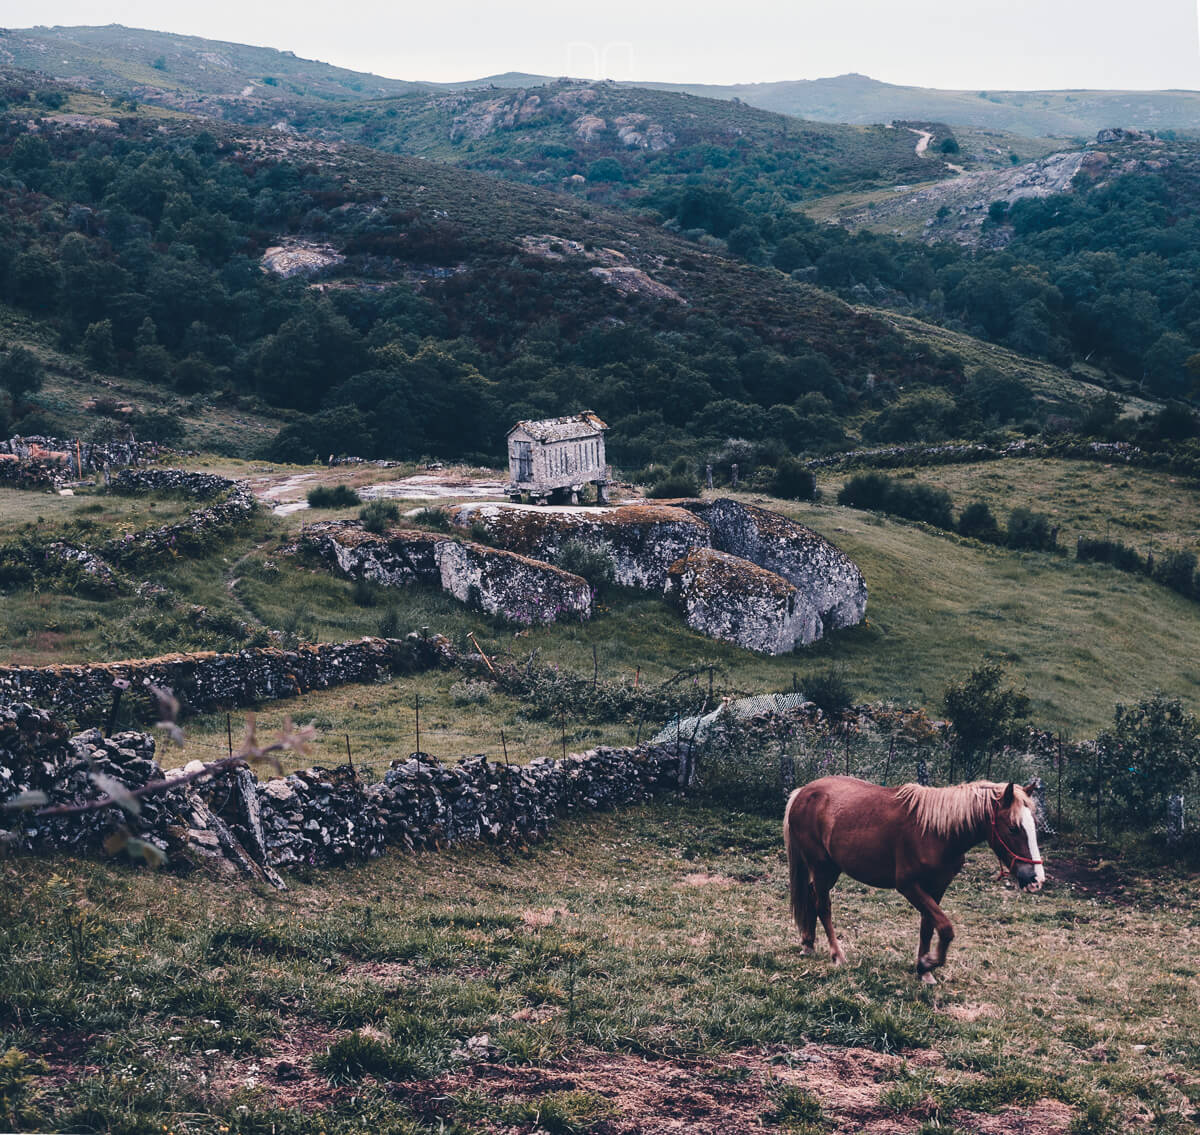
[1023,781,1038,797]
[1001,782,1015,807]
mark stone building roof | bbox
[507,411,607,444]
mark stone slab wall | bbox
[0,636,451,728]
[666,547,816,654]
[1,435,162,474]
[0,700,683,874]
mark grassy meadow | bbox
[2,802,1197,1133]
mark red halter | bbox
[991,808,1043,869]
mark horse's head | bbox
[989,782,1045,892]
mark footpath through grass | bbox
[2,801,1197,1133]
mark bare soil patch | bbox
[393,1045,1068,1135]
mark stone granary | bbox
[506,412,610,504]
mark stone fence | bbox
[0,701,683,886]
[0,635,454,729]
[0,435,162,479]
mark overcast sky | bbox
[9,1,1200,89]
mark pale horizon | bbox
[7,1,1200,92]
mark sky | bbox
[7,0,1200,90]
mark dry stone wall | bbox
[1,435,162,476]
[0,699,683,879]
[0,636,450,728]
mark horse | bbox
[783,777,1045,983]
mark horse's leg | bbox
[801,880,818,954]
[813,869,847,965]
[898,882,954,983]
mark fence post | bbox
[780,753,795,793]
[1030,775,1054,836]
[917,758,930,786]
[1167,795,1185,846]
[1095,745,1103,841]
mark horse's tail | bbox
[783,787,810,934]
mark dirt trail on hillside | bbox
[908,126,934,156]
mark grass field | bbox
[5,469,1200,737]
[815,459,1200,557]
[2,802,1197,1133]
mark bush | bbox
[942,662,1031,776]
[1006,507,1056,551]
[838,472,954,529]
[1076,536,1144,573]
[359,499,400,534]
[803,669,854,719]
[450,678,491,706]
[647,474,700,499]
[1097,693,1200,826]
[412,507,450,531]
[306,484,361,508]
[556,539,616,594]
[1153,549,1197,599]
[957,500,1001,542]
[769,457,817,501]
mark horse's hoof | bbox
[800,944,815,956]
[919,971,937,985]
[831,953,847,966]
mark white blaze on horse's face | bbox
[1019,804,1045,890]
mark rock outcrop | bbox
[672,498,868,636]
[301,521,593,625]
[667,548,813,654]
[450,503,712,591]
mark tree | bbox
[942,663,1031,778]
[0,347,45,401]
[585,157,624,183]
[1097,694,1200,825]
[82,320,117,372]
[958,500,1001,543]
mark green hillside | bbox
[0,24,420,108]
[628,73,1200,139]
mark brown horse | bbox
[784,777,1045,983]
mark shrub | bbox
[556,539,616,594]
[351,577,376,607]
[1098,693,1200,825]
[359,499,400,534]
[957,500,1001,542]
[377,609,401,638]
[839,473,954,529]
[803,669,854,719]
[1153,549,1197,599]
[1076,536,1144,573]
[769,457,817,501]
[450,678,491,706]
[306,484,361,509]
[411,507,450,531]
[1006,507,1056,551]
[647,474,700,499]
[942,662,1031,777]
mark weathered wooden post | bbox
[731,463,739,488]
[705,463,713,490]
[917,757,930,786]
[1167,795,1185,846]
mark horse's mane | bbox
[894,780,1006,838]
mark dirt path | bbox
[908,126,934,156]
